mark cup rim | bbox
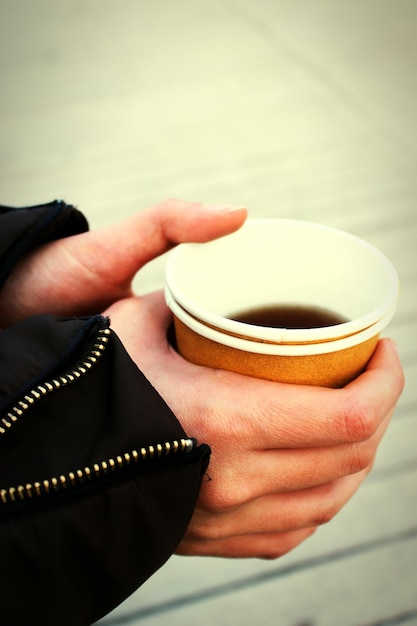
[165,218,399,343]
[166,285,398,346]
[165,287,394,356]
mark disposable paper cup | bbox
[165,219,399,387]
[166,288,394,387]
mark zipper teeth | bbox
[0,324,196,506]
[0,327,112,436]
[0,438,195,505]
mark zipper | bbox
[0,323,196,506]
[0,326,112,436]
[0,437,195,505]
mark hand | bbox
[106,292,404,559]
[0,199,247,325]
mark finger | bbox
[227,408,393,504]
[112,299,392,504]
[176,527,316,559]
[340,338,405,442]
[167,347,402,452]
[13,199,246,319]
[125,295,404,451]
[186,470,367,544]
[87,198,247,285]
[123,198,248,267]
[238,338,404,450]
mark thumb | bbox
[95,198,247,278]
[0,199,247,324]
[57,198,247,298]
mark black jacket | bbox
[0,200,210,625]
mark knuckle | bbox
[310,485,341,526]
[199,394,251,447]
[187,519,222,542]
[204,483,242,514]
[339,395,378,442]
[198,468,244,515]
[344,441,375,475]
[311,505,337,527]
[259,528,318,560]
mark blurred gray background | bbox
[1,1,416,625]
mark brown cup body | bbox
[173,316,380,388]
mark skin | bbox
[0,199,404,560]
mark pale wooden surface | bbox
[1,1,416,625]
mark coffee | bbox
[229,304,349,329]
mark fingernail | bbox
[207,204,247,213]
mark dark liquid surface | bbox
[230,304,349,329]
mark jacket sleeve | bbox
[0,201,211,626]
